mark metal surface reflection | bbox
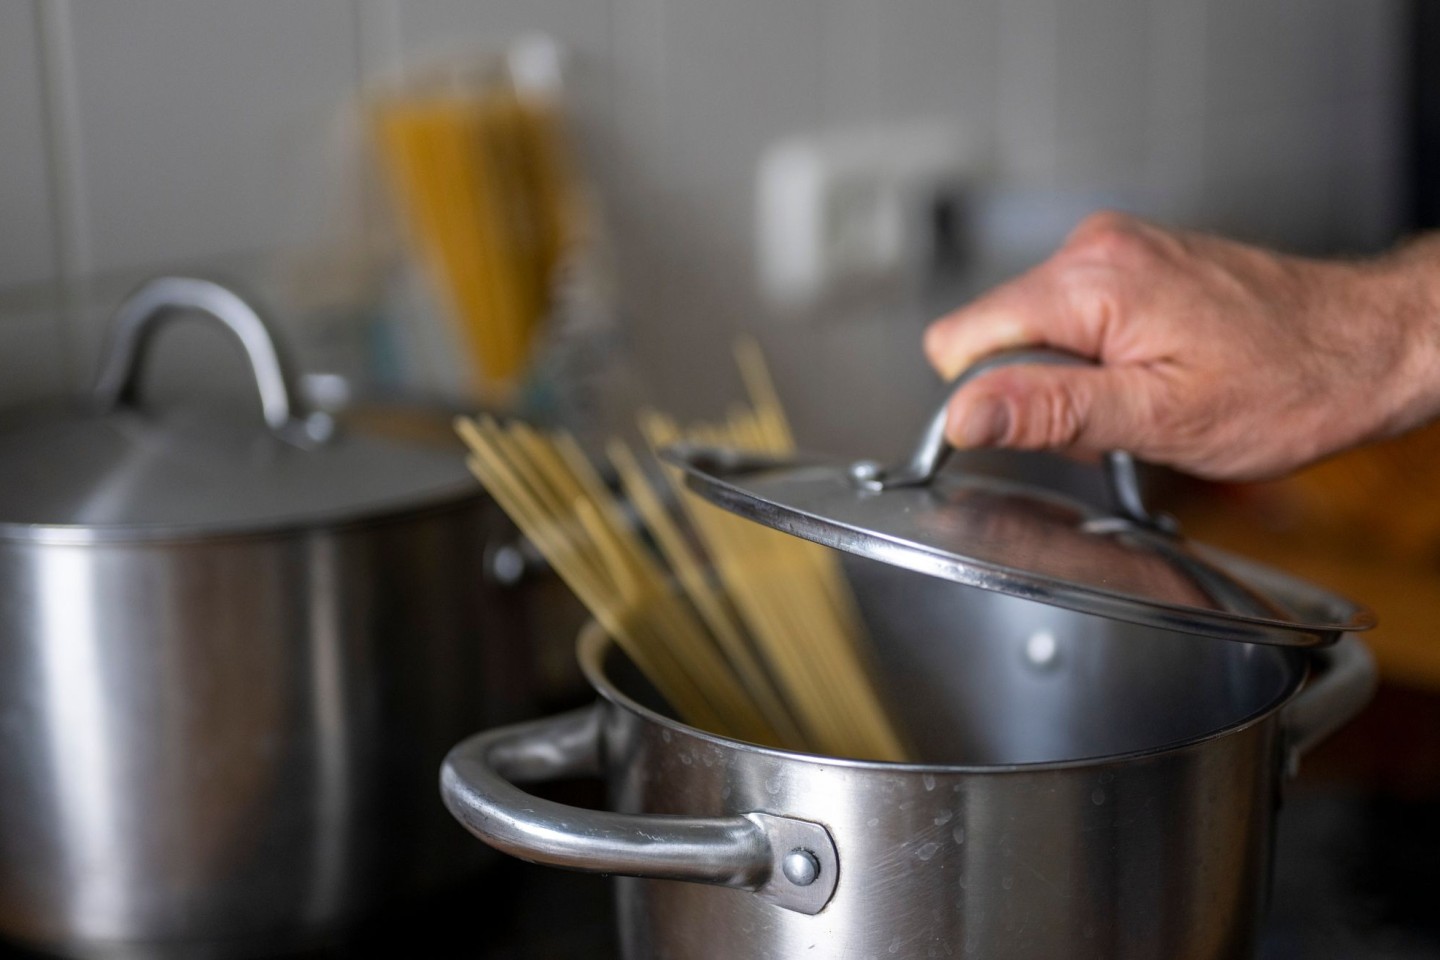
[442,558,1377,959]
[37,548,126,935]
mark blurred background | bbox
[0,0,1412,444]
[0,0,1437,957]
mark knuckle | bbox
[1063,210,1149,268]
[1011,380,1086,449]
[1058,268,1125,338]
[1073,209,1135,238]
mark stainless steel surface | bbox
[0,280,531,958]
[93,277,323,441]
[442,558,1376,960]
[665,346,1374,647]
[1281,634,1379,774]
[663,438,1373,647]
[0,277,476,542]
[441,709,839,915]
[0,506,526,958]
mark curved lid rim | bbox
[664,444,1376,648]
[0,400,482,539]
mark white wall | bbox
[0,0,1408,455]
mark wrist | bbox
[1362,237,1440,437]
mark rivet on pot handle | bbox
[1282,635,1377,778]
[440,706,840,915]
[849,347,1177,534]
[93,276,334,446]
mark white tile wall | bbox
[642,0,828,416]
[1202,105,1339,250]
[1205,0,1350,117]
[1331,92,1408,253]
[66,0,362,277]
[0,1,57,290]
[0,292,67,409]
[0,0,1414,437]
[1331,0,1408,102]
[995,0,1061,185]
[1140,0,1208,224]
[864,0,1000,126]
[1056,0,1153,141]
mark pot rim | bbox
[576,621,1310,774]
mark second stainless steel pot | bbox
[442,557,1375,960]
[0,279,532,958]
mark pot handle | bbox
[92,276,332,445]
[849,347,1176,533]
[1281,635,1377,776]
[440,705,839,915]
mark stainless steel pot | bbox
[442,558,1376,960]
[0,279,530,958]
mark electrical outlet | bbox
[757,122,975,315]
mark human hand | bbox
[922,212,1440,481]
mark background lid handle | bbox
[92,277,330,444]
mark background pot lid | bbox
[0,277,478,543]
[662,350,1376,648]
[0,401,477,543]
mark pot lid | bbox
[663,349,1375,648]
[0,278,477,543]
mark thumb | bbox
[944,364,1155,455]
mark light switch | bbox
[757,122,974,316]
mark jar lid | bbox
[0,278,476,543]
[663,349,1374,648]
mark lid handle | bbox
[850,348,1176,533]
[92,277,331,445]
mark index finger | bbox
[922,262,1109,380]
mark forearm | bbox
[1365,234,1440,441]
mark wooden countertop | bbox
[1171,484,1440,692]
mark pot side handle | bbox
[439,705,839,915]
[1281,635,1377,777]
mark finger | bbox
[923,284,1043,381]
[944,364,1157,456]
[922,267,1111,381]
